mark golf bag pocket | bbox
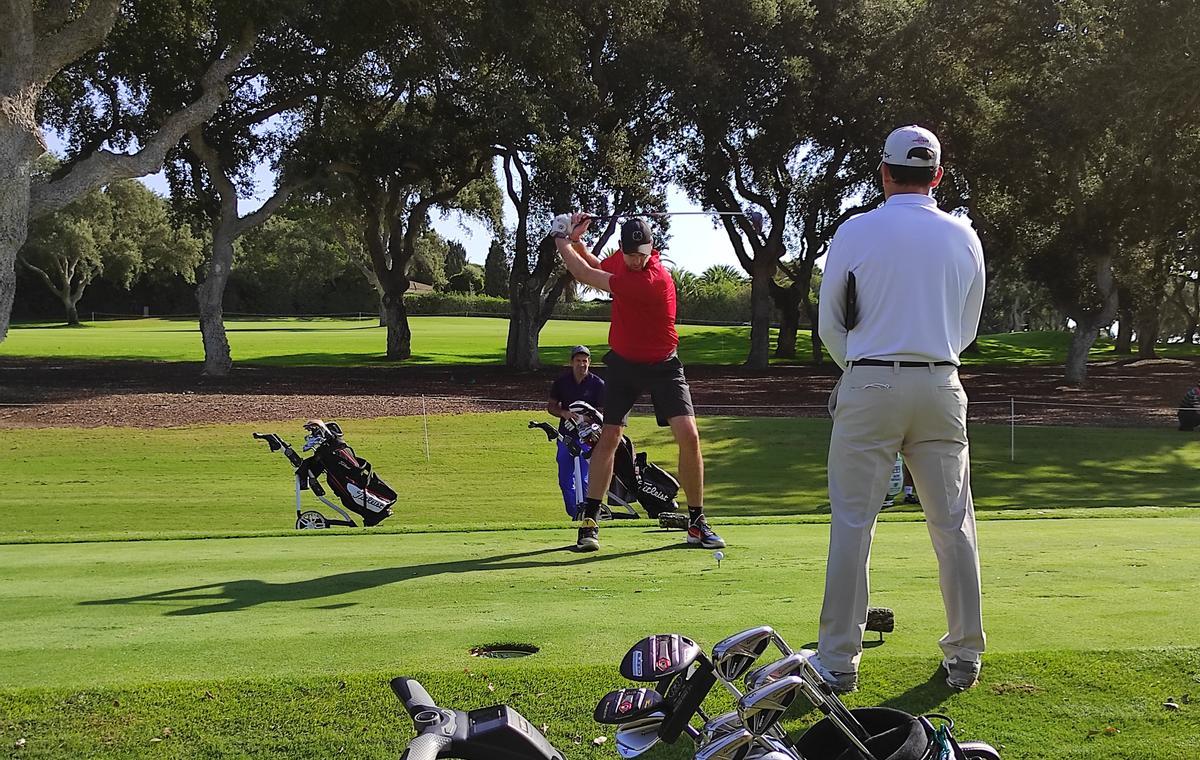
[638,463,679,516]
[344,471,398,513]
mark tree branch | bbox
[30,22,256,219]
[32,0,121,88]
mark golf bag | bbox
[1178,383,1200,431]
[794,708,1001,760]
[528,401,689,529]
[253,420,397,529]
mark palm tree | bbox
[699,264,748,286]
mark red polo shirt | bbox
[600,250,678,363]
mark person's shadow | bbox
[80,542,686,616]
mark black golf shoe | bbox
[576,518,600,551]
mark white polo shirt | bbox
[818,193,985,369]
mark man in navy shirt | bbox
[547,345,606,518]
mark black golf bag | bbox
[610,435,681,519]
[528,401,688,528]
[1178,384,1200,431]
[254,421,397,529]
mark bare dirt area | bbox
[1,356,1196,429]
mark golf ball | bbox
[713,551,724,562]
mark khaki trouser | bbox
[818,363,985,672]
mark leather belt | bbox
[851,358,957,367]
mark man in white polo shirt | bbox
[812,125,987,692]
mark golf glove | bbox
[550,213,573,239]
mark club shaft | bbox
[586,210,750,222]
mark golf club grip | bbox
[399,733,453,760]
[391,677,439,719]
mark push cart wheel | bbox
[296,511,328,530]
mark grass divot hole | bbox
[470,643,539,659]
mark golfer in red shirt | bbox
[553,212,725,552]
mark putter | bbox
[594,687,666,725]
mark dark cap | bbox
[570,344,590,358]
[620,217,654,255]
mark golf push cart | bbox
[253,419,397,530]
[392,624,1002,759]
[528,400,690,530]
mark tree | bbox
[19,178,201,324]
[443,240,468,280]
[483,234,510,298]
[661,0,898,366]
[1,0,252,341]
[446,263,484,295]
[499,1,669,369]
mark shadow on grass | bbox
[877,667,957,717]
[79,542,688,616]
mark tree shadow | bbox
[79,542,687,617]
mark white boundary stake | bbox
[421,395,430,462]
[1010,397,1015,462]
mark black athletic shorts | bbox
[601,350,695,427]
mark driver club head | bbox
[614,713,666,758]
[695,728,755,760]
[737,676,805,736]
[744,653,808,691]
[594,687,666,725]
[620,634,702,682]
[711,626,778,682]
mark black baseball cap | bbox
[620,217,654,255]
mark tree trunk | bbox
[1114,308,1133,353]
[63,297,80,326]
[1136,305,1159,359]
[197,224,235,376]
[806,298,823,364]
[382,288,412,360]
[0,122,39,341]
[768,280,799,359]
[1064,317,1103,385]
[745,254,776,369]
[506,285,541,370]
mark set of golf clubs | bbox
[594,626,879,760]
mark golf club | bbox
[744,653,809,692]
[613,713,666,758]
[594,687,667,725]
[712,626,779,682]
[620,634,703,682]
[694,728,757,760]
[737,676,806,738]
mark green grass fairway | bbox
[5,317,1196,366]
[3,413,1198,542]
[4,414,1200,757]
[2,519,1198,758]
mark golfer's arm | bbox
[818,269,849,370]
[573,240,603,269]
[556,238,612,292]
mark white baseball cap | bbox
[881,125,941,168]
